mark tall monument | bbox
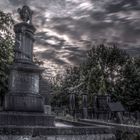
[4,5,44,112]
[0,5,54,127]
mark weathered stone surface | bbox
[0,112,54,126]
[0,125,113,136]
[39,77,52,105]
[4,63,44,112]
[9,71,39,94]
[14,22,35,63]
[44,105,51,115]
[93,95,111,120]
[0,134,116,140]
[4,94,44,112]
[4,9,45,112]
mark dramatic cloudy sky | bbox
[0,0,140,77]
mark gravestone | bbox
[108,102,125,123]
[82,93,88,119]
[93,95,111,120]
[0,5,54,127]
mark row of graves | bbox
[51,94,140,124]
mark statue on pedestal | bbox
[18,5,33,24]
[0,5,55,128]
[4,5,43,112]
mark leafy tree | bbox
[76,44,131,107]
[51,66,81,108]
[0,10,14,103]
[116,57,140,111]
[52,44,140,111]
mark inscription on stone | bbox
[10,71,39,94]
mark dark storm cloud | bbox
[35,31,87,65]
[106,0,140,13]
[0,0,140,70]
[8,0,28,6]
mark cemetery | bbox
[0,4,140,140]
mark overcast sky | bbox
[0,0,140,76]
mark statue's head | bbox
[17,5,33,24]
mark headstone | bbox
[93,95,111,120]
[39,77,52,105]
[44,105,51,115]
[108,102,125,123]
[116,112,123,124]
[108,102,125,112]
[82,93,88,119]
[69,93,75,116]
[135,111,140,120]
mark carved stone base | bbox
[0,112,55,127]
[4,94,44,112]
[4,62,44,112]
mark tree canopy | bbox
[52,44,140,112]
[0,10,14,98]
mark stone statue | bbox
[17,5,33,24]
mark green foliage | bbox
[135,134,140,140]
[51,66,81,108]
[0,10,14,97]
[52,44,140,111]
[116,57,140,111]
[0,11,14,33]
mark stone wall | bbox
[0,124,116,140]
[0,134,116,140]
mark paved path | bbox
[79,119,140,134]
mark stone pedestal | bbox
[0,112,55,126]
[4,63,44,112]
